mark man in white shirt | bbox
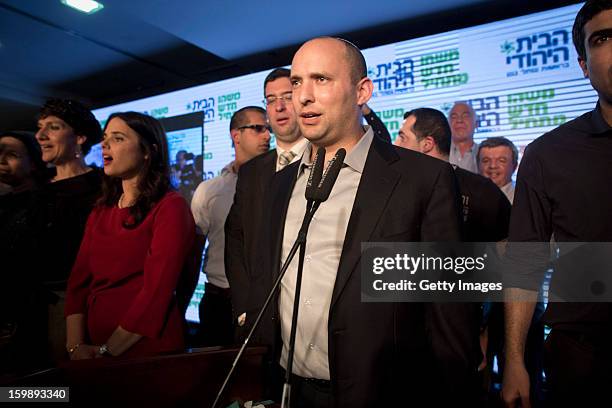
[449,101,479,173]
[252,37,479,408]
[477,136,519,203]
[191,106,270,346]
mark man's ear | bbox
[230,129,240,146]
[421,136,435,154]
[356,77,374,107]
[578,57,589,78]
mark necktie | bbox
[278,150,297,169]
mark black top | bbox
[506,103,612,333]
[1,189,50,373]
[1,190,39,308]
[31,168,102,290]
[454,167,511,242]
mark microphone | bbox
[314,148,346,202]
[211,147,346,408]
[305,147,326,202]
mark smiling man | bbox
[191,106,270,346]
[252,37,480,407]
[502,1,612,407]
[477,137,519,203]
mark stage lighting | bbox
[60,0,104,14]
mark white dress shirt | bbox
[279,127,374,380]
[190,162,237,288]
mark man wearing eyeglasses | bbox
[225,68,307,342]
[191,106,270,346]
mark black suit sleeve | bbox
[224,167,250,321]
[422,163,481,403]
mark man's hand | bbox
[501,359,531,407]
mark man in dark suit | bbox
[394,107,511,242]
[251,37,480,408]
[225,68,307,338]
[394,107,516,398]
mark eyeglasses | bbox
[237,124,271,133]
[263,93,293,106]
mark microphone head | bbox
[305,146,326,201]
[315,148,346,202]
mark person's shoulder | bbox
[88,203,111,222]
[86,166,104,182]
[75,166,103,190]
[192,170,233,203]
[160,190,186,204]
[392,144,453,172]
[239,150,277,175]
[245,149,277,167]
[528,110,595,152]
[455,167,491,187]
[455,168,505,197]
[155,191,191,213]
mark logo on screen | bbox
[187,97,215,123]
[369,57,415,97]
[503,29,571,76]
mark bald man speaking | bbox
[251,37,480,407]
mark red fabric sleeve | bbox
[120,193,195,338]
[64,208,99,317]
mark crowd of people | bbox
[0,1,610,407]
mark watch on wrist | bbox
[98,344,112,356]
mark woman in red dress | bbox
[65,112,195,359]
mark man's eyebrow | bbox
[308,71,332,79]
[588,28,612,43]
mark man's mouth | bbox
[275,116,289,125]
[300,112,321,125]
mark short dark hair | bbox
[572,0,612,61]
[38,98,102,156]
[99,112,170,228]
[229,106,267,132]
[477,137,519,167]
[264,68,291,94]
[336,38,367,84]
[403,108,451,156]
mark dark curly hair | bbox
[97,112,171,228]
[38,98,102,156]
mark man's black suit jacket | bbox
[225,149,277,323]
[454,167,511,242]
[251,136,481,407]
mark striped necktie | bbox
[278,150,297,169]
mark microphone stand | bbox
[211,200,321,408]
[280,200,320,408]
[212,147,342,408]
